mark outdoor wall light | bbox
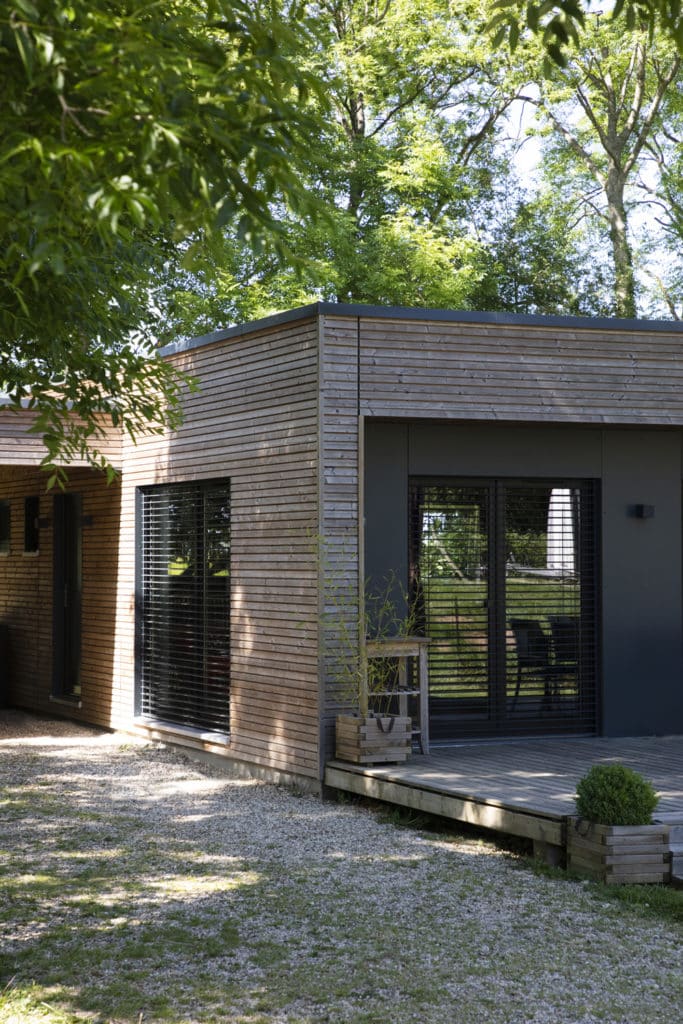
[632,504,655,519]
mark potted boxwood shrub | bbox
[567,763,669,885]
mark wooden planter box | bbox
[335,714,412,764]
[567,818,670,885]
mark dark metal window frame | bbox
[0,499,10,554]
[135,478,231,735]
[52,492,82,701]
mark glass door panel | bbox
[504,485,584,727]
[410,478,598,739]
[412,484,491,738]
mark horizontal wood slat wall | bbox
[0,466,121,727]
[8,305,683,784]
[0,410,122,467]
[119,318,321,779]
[319,317,361,767]
[357,317,683,424]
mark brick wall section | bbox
[0,466,121,727]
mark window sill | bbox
[49,695,83,709]
[133,718,230,748]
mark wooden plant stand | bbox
[365,636,430,754]
[567,818,670,885]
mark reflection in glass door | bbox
[410,479,598,739]
[410,485,491,728]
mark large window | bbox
[137,480,231,733]
[410,478,599,739]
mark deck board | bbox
[325,735,683,847]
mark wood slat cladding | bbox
[319,317,361,768]
[0,466,120,727]
[357,317,683,424]
[7,304,683,786]
[0,409,123,467]
[120,318,322,779]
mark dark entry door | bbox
[410,479,598,739]
[53,493,82,699]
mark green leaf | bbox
[12,23,36,81]
[13,0,40,19]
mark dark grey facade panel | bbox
[364,422,409,610]
[600,430,683,735]
[408,423,604,479]
[364,420,683,739]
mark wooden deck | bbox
[325,735,683,853]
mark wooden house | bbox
[2,303,683,790]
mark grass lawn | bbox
[420,577,584,708]
[1,733,681,1024]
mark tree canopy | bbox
[159,0,521,334]
[489,0,683,68]
[509,17,683,317]
[0,0,320,476]
[159,0,629,335]
[3,0,683,478]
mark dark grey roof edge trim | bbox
[161,301,683,356]
[160,304,321,356]
[340,302,683,332]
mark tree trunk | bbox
[334,91,367,302]
[605,168,636,318]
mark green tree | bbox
[516,18,681,317]
[489,0,683,68]
[637,92,683,316]
[475,189,614,315]
[161,0,520,336]
[0,0,320,475]
[162,2,683,334]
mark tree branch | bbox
[539,98,606,186]
[623,54,680,177]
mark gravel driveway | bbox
[0,712,681,1024]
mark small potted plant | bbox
[567,763,669,884]
[332,575,423,765]
[334,649,415,764]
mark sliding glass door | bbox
[137,480,231,733]
[410,479,598,739]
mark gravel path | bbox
[0,712,681,1024]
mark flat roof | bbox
[161,301,683,357]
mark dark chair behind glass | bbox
[509,618,554,705]
[547,614,579,670]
